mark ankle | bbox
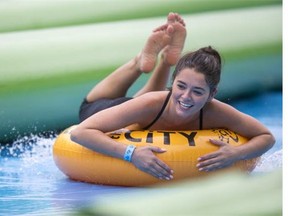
[134,53,143,72]
[130,54,144,74]
[160,51,175,67]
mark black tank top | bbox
[143,91,203,130]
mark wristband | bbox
[123,145,136,162]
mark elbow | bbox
[261,132,276,152]
[268,133,276,149]
[70,127,82,144]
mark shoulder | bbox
[204,99,272,140]
[122,91,170,128]
[121,91,170,117]
[132,91,169,107]
[138,91,169,99]
[206,99,237,113]
[203,99,245,128]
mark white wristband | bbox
[123,145,136,162]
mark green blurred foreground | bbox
[0,0,281,33]
[75,170,282,216]
[0,1,282,143]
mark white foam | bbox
[253,150,283,173]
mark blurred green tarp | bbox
[75,170,282,216]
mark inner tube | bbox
[53,125,259,186]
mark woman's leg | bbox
[79,13,186,121]
[134,13,187,97]
[85,24,173,103]
[85,12,186,102]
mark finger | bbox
[209,139,227,146]
[149,146,167,153]
[198,151,220,162]
[197,156,224,170]
[153,157,174,180]
[141,146,173,180]
[197,157,218,168]
[155,160,173,180]
[199,162,230,172]
[146,166,164,180]
[142,158,173,180]
[150,147,173,180]
[143,163,172,180]
[198,161,223,172]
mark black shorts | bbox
[79,97,133,122]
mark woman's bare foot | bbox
[162,12,187,66]
[139,24,174,73]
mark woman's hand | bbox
[197,139,239,172]
[131,146,173,180]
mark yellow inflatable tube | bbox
[53,125,259,186]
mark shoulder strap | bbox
[143,91,171,130]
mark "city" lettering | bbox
[110,131,197,146]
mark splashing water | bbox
[0,134,59,192]
[253,150,282,172]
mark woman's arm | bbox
[197,100,275,171]
[71,94,174,180]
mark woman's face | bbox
[171,68,212,118]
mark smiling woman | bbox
[70,13,275,181]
